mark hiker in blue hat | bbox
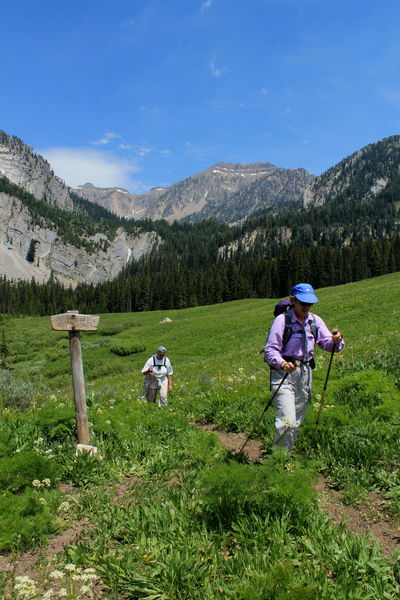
[264,283,344,451]
[141,346,173,406]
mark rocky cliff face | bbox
[0,190,158,285]
[303,135,400,208]
[0,132,74,211]
[75,162,314,224]
[0,132,158,285]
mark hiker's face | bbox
[157,351,166,359]
[293,298,313,319]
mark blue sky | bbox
[1,0,399,193]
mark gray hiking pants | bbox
[270,363,312,451]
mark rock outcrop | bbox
[0,190,158,285]
[303,135,400,208]
[0,132,159,285]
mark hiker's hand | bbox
[281,360,296,373]
[148,366,153,373]
[331,328,342,344]
[168,384,172,392]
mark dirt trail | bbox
[195,422,400,558]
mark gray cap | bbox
[157,345,167,353]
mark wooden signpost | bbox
[50,310,99,454]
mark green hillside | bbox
[0,274,399,598]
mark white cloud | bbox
[90,132,120,146]
[39,147,142,191]
[201,0,213,11]
[136,146,152,157]
[118,142,134,150]
[209,57,228,78]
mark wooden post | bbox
[50,310,100,453]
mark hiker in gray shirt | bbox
[141,346,173,406]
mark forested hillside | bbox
[1,181,399,314]
[0,134,399,314]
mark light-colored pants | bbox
[140,375,168,407]
[270,364,312,451]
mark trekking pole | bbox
[238,369,291,455]
[315,342,337,425]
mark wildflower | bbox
[58,501,70,512]
[42,478,51,487]
[14,575,37,597]
[49,570,64,579]
[58,589,67,597]
[15,448,21,453]
[34,437,44,445]
[80,584,91,594]
[104,420,111,425]
[64,563,76,571]
[42,588,55,599]
[32,479,42,487]
[39,497,47,505]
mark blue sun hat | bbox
[157,345,167,353]
[291,283,318,304]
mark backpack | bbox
[260,300,317,357]
[151,355,168,378]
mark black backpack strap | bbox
[282,311,293,347]
[283,311,317,347]
[309,313,318,340]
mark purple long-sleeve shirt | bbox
[264,309,344,369]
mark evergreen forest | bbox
[1,135,400,315]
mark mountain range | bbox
[74,162,313,223]
[0,129,399,287]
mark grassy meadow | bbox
[0,273,399,599]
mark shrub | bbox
[33,404,76,442]
[195,456,315,528]
[0,368,34,410]
[0,451,62,492]
[110,344,146,356]
[0,490,57,552]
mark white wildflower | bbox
[32,479,42,487]
[64,563,76,571]
[49,570,64,579]
[42,478,51,487]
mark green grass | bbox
[0,273,400,599]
